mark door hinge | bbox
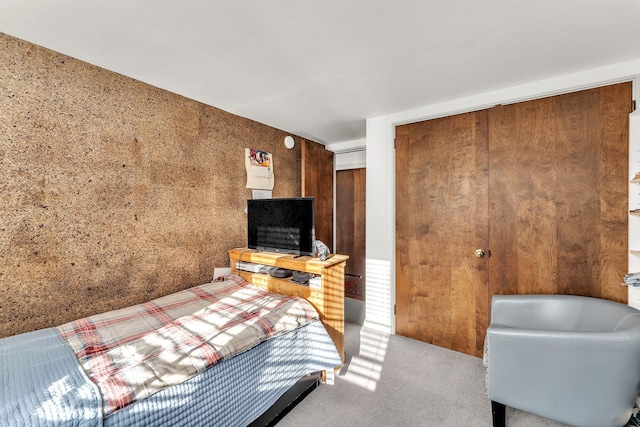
[394,138,396,149]
[633,100,637,112]
[394,304,396,315]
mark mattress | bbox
[104,320,341,427]
[0,275,342,427]
[0,328,102,427]
[57,275,320,415]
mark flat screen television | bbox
[247,197,315,256]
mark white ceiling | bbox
[2,0,640,144]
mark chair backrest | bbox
[573,296,640,334]
[491,294,640,335]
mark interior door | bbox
[336,168,366,300]
[395,83,631,358]
[395,110,490,357]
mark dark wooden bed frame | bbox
[249,372,322,426]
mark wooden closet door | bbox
[489,83,631,302]
[396,110,490,357]
[396,82,631,357]
[302,140,334,250]
[336,168,366,300]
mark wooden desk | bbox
[229,248,348,363]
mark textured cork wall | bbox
[0,33,302,338]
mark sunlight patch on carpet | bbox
[339,327,389,391]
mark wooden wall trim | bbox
[302,140,334,251]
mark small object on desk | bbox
[268,267,293,278]
[236,262,269,273]
[311,240,330,261]
[291,271,314,284]
[309,276,322,290]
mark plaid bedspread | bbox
[56,275,319,415]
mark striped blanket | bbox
[57,275,319,415]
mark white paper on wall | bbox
[245,148,274,190]
[251,189,272,199]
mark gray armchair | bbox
[484,294,640,427]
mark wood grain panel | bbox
[396,82,630,357]
[598,83,632,302]
[489,101,560,295]
[396,110,489,357]
[489,83,630,303]
[555,89,601,296]
[336,169,366,300]
[302,140,334,250]
[336,170,355,261]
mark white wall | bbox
[335,150,366,171]
[629,110,640,309]
[327,139,366,171]
[363,119,395,332]
[366,58,640,333]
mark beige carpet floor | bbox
[277,322,568,427]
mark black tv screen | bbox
[247,197,315,256]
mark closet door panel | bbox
[396,82,630,357]
[554,89,601,296]
[599,83,632,302]
[336,168,366,300]
[489,102,560,295]
[489,83,630,302]
[396,110,489,357]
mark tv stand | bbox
[229,248,348,363]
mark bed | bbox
[0,274,342,427]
